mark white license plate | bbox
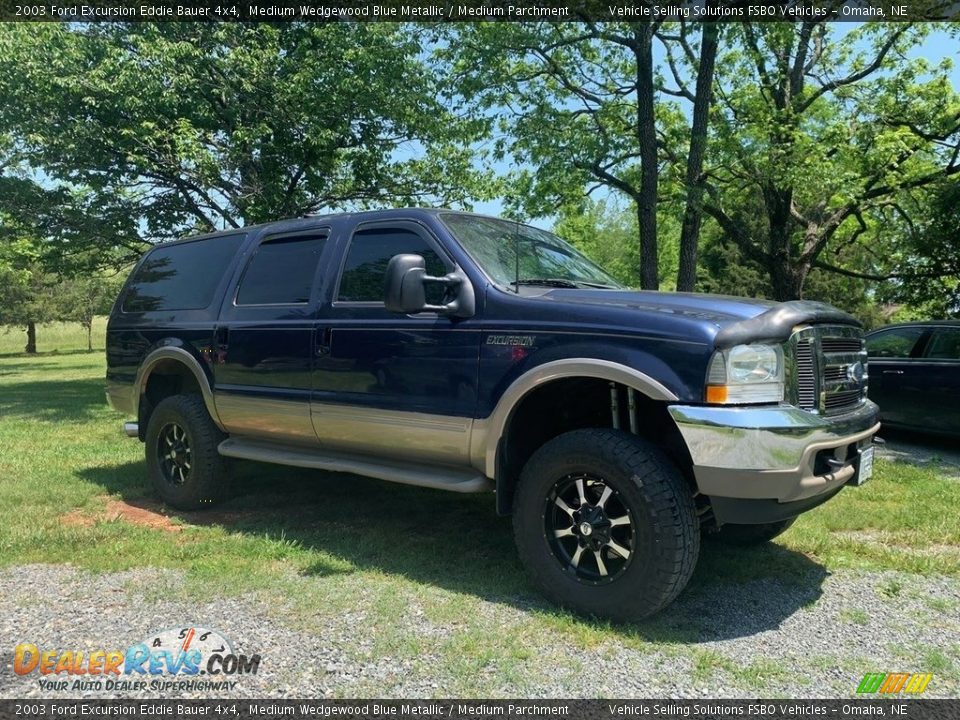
[855,446,874,486]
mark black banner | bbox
[2,700,960,720]
[0,0,958,23]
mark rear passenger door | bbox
[915,326,960,434]
[311,220,481,465]
[213,230,330,445]
[866,326,927,428]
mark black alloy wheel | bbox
[545,473,635,584]
[157,421,192,486]
[145,394,229,510]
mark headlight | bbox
[706,344,784,404]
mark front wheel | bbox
[145,394,229,510]
[512,429,699,622]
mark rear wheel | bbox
[711,518,796,546]
[512,429,699,622]
[145,394,229,510]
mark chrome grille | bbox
[822,338,863,354]
[795,339,816,410]
[824,389,862,411]
[789,325,867,415]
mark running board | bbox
[218,438,493,494]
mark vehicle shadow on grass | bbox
[79,458,827,643]
[0,377,109,423]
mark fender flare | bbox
[476,358,679,479]
[133,346,224,431]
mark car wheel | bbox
[711,518,796,546]
[512,429,699,622]
[145,394,229,510]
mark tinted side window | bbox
[923,328,960,360]
[337,228,448,304]
[123,235,244,312]
[866,327,925,358]
[236,235,327,306]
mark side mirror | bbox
[384,254,475,319]
[384,254,427,314]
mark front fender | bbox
[471,358,678,479]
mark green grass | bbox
[0,317,108,355]
[0,351,958,696]
[839,608,871,625]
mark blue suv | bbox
[106,209,879,621]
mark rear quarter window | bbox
[865,327,925,358]
[122,235,244,313]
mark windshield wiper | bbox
[511,278,619,289]
[511,278,580,288]
[574,281,620,289]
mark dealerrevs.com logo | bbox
[13,626,260,693]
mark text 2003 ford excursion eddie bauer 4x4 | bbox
[107,209,879,621]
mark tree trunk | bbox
[769,259,808,301]
[635,24,659,290]
[25,321,37,354]
[676,22,720,293]
[85,320,93,351]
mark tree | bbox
[445,22,664,289]
[447,21,730,292]
[553,197,682,289]
[0,23,486,258]
[874,180,960,317]
[660,20,721,292]
[0,257,59,354]
[703,22,960,300]
[59,274,123,351]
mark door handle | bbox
[316,327,332,356]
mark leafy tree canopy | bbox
[0,22,487,262]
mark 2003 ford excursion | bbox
[106,209,879,620]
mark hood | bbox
[541,289,777,325]
[537,289,860,346]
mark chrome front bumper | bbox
[668,400,880,504]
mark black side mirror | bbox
[384,254,475,319]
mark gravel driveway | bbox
[876,429,960,480]
[1,564,957,699]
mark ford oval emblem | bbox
[847,361,865,383]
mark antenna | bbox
[514,214,521,294]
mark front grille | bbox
[823,366,848,383]
[822,338,863,354]
[789,326,867,415]
[795,339,816,410]
[824,389,862,411]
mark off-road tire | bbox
[512,429,699,622]
[711,518,796,546]
[145,394,229,510]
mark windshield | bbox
[440,213,623,290]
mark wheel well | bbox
[138,359,204,440]
[495,377,696,515]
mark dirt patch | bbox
[60,509,97,529]
[59,496,256,534]
[59,497,181,533]
[104,498,182,533]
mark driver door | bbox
[311,220,481,465]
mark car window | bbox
[236,235,327,305]
[337,227,448,304]
[122,234,244,312]
[866,327,925,359]
[923,328,960,360]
